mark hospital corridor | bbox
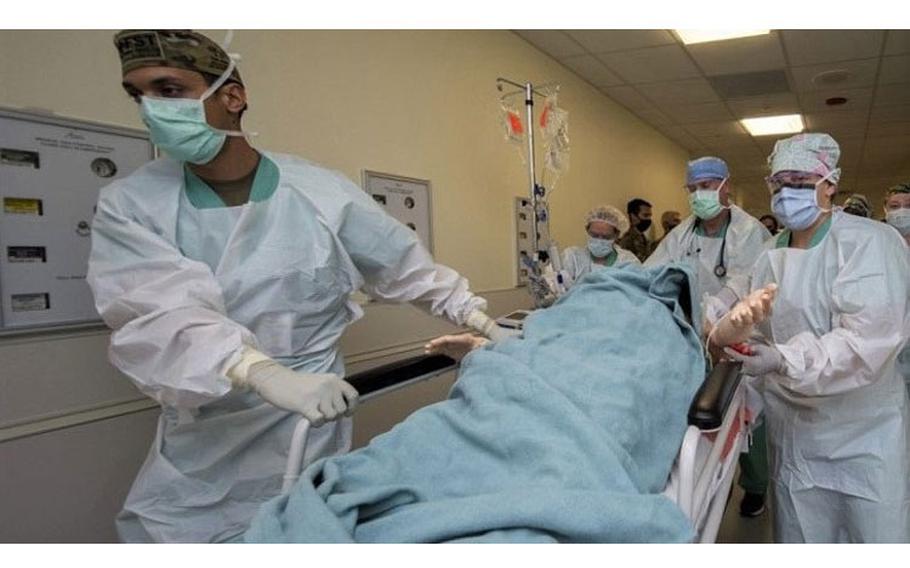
[1,13,909,550]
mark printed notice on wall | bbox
[11,293,51,312]
[3,197,43,216]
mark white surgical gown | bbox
[86,152,486,542]
[645,205,769,301]
[748,211,910,542]
[560,245,640,287]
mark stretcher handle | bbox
[687,361,743,431]
[282,354,458,494]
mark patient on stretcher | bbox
[244,264,773,543]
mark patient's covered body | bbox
[245,264,706,543]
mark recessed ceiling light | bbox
[675,30,770,45]
[740,114,805,136]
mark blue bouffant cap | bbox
[686,156,729,185]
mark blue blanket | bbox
[245,264,705,542]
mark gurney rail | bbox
[281,354,457,493]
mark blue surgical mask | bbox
[587,237,614,258]
[887,208,910,236]
[771,174,833,231]
[140,55,247,165]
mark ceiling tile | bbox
[691,134,756,150]
[884,30,910,55]
[861,136,910,167]
[870,103,910,122]
[804,110,869,131]
[685,32,786,76]
[879,54,910,86]
[660,101,734,124]
[636,78,721,106]
[790,58,879,92]
[599,45,701,84]
[682,120,749,139]
[754,137,781,156]
[513,30,586,58]
[560,54,625,87]
[657,125,704,152]
[564,30,676,54]
[804,124,868,144]
[866,120,910,138]
[831,137,865,167]
[782,30,885,66]
[798,87,874,113]
[601,85,653,111]
[685,120,755,151]
[873,84,910,106]
[727,93,801,118]
[708,69,791,99]
[633,108,674,127]
[700,140,765,158]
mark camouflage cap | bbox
[887,182,910,197]
[842,193,872,217]
[114,30,242,84]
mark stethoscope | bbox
[683,220,728,278]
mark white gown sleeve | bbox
[87,195,256,409]
[775,230,910,397]
[329,174,487,325]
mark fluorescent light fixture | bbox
[740,114,805,136]
[676,30,770,45]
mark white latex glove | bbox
[241,360,359,427]
[465,310,510,342]
[724,344,786,377]
[709,284,778,347]
[703,286,740,327]
[424,333,489,362]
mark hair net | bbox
[768,133,841,183]
[686,156,729,185]
[586,205,629,234]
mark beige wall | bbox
[0,30,687,541]
[0,30,688,278]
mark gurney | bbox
[281,353,749,543]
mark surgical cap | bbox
[585,205,629,234]
[843,193,872,217]
[768,133,841,183]
[887,182,910,197]
[686,156,729,185]
[114,30,243,84]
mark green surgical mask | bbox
[688,180,729,220]
[139,55,248,165]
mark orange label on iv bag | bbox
[508,112,523,135]
[540,105,550,128]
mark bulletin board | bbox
[0,107,154,332]
[362,170,433,253]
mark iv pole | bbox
[497,77,563,307]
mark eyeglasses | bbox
[765,174,820,195]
